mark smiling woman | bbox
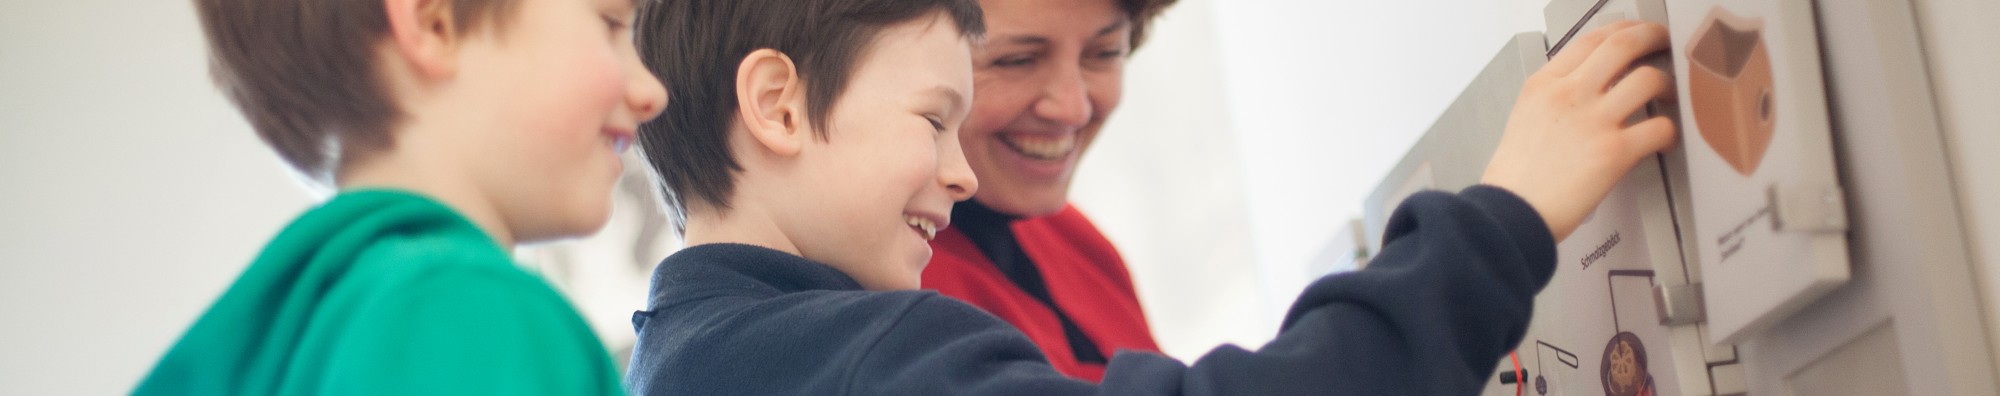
[919,0,1177,382]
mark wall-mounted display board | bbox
[1383,0,2000,394]
[1472,1,1744,395]
[1663,0,1850,344]
[1498,170,1712,396]
[1353,21,1739,395]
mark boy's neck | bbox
[681,203,800,260]
[338,149,516,249]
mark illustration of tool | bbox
[1687,6,1776,176]
[1603,270,1658,396]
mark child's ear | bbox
[384,0,460,79]
[735,49,809,157]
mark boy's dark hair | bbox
[634,0,984,223]
[194,0,518,180]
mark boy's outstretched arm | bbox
[847,21,1677,395]
[1160,185,1556,395]
[853,187,1545,395]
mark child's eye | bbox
[925,116,947,133]
[601,14,628,31]
[1092,49,1127,60]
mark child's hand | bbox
[1482,21,1679,242]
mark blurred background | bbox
[2,0,1552,393]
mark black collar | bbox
[648,243,865,309]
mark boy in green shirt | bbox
[135,0,666,393]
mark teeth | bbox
[999,134,1076,160]
[904,216,938,240]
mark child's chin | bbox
[885,273,925,290]
[901,254,932,288]
[554,206,615,240]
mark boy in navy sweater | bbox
[624,0,1677,393]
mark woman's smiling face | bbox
[960,0,1131,217]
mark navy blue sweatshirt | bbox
[626,186,1557,395]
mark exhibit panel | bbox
[1662,0,1851,346]
[1361,0,1998,394]
[1356,23,1731,396]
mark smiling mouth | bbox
[610,135,632,154]
[997,133,1076,161]
[905,215,939,240]
[604,128,635,154]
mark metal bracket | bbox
[1654,282,1707,326]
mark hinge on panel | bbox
[1654,282,1706,326]
[1770,183,1848,233]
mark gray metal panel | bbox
[1545,0,1674,56]
[1360,32,1548,254]
[1909,0,2000,379]
[1736,0,1997,394]
[1545,0,1597,43]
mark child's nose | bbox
[941,135,979,201]
[627,57,668,121]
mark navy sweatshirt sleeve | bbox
[628,185,1556,395]
[848,185,1557,395]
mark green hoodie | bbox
[134,189,621,395]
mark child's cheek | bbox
[544,48,628,149]
[580,48,628,118]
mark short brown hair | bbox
[1120,0,1179,50]
[194,0,518,180]
[634,0,985,222]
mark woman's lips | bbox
[987,131,1083,181]
[997,132,1077,161]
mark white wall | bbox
[1067,0,1268,358]
[0,0,1562,391]
[0,1,315,394]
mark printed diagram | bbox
[1519,270,1661,396]
[1601,271,1657,396]
[1528,340,1581,395]
[1600,332,1650,396]
[1686,7,1775,177]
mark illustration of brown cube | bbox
[1686,7,1775,176]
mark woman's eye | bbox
[992,55,1035,68]
[601,15,627,31]
[1093,49,1126,59]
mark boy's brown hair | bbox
[634,0,984,225]
[194,0,519,180]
